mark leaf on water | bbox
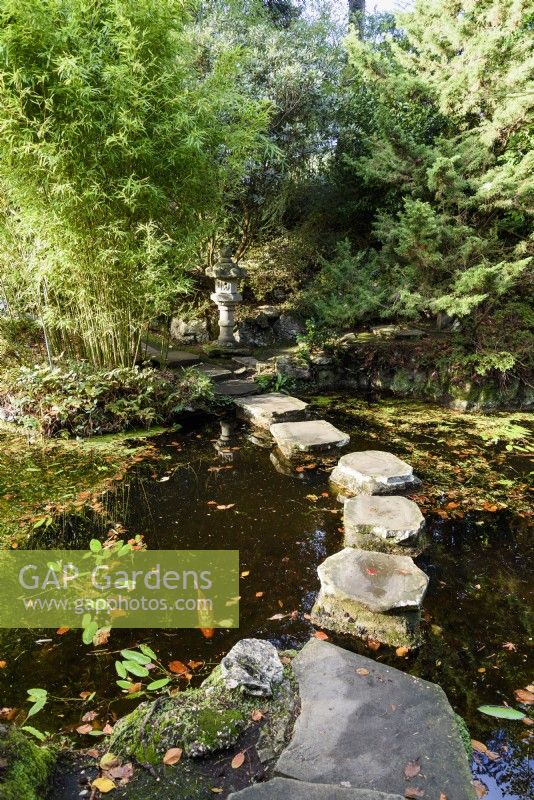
[92,777,116,793]
[93,626,111,646]
[268,613,287,620]
[200,628,215,639]
[187,661,203,670]
[514,689,534,705]
[396,647,410,657]
[231,752,245,769]
[312,631,329,641]
[251,710,264,721]
[56,627,70,635]
[159,476,170,482]
[163,747,183,765]
[102,723,114,735]
[439,794,448,800]
[76,724,93,734]
[305,494,319,501]
[472,779,488,798]
[471,740,488,754]
[82,710,97,722]
[100,753,120,770]
[127,682,142,693]
[404,761,421,779]
[216,504,235,510]
[168,660,188,675]
[477,705,525,720]
[211,789,223,794]
[366,639,381,651]
[79,691,92,699]
[108,762,134,782]
[0,661,6,669]
[255,591,264,598]
[501,641,517,651]
[240,570,250,577]
[0,708,17,721]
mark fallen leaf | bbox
[211,789,223,794]
[159,476,170,482]
[82,710,97,722]
[255,591,264,598]
[280,656,291,664]
[216,504,235,511]
[472,779,488,798]
[56,627,70,635]
[478,667,486,674]
[356,668,369,676]
[76,724,93,735]
[305,494,319,501]
[102,723,114,735]
[268,613,287,620]
[92,777,116,793]
[108,763,134,782]
[405,788,424,798]
[207,501,218,505]
[187,660,203,670]
[396,647,410,657]
[312,631,329,641]
[168,660,188,675]
[100,753,120,770]
[240,570,250,577]
[86,749,100,758]
[163,747,183,766]
[200,628,215,639]
[521,717,533,726]
[0,708,17,721]
[404,761,421,779]
[93,626,111,646]
[79,691,92,699]
[471,740,488,754]
[514,688,534,705]
[367,567,378,575]
[251,710,264,721]
[231,751,245,769]
[366,639,381,651]
[127,682,142,693]
[439,794,448,800]
[0,661,6,669]
[526,685,534,693]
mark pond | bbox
[0,396,532,799]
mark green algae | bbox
[0,725,55,800]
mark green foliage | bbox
[0,0,269,367]
[0,361,215,437]
[254,371,293,393]
[0,725,55,800]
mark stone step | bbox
[270,420,350,460]
[141,344,201,367]
[344,495,426,555]
[330,451,420,496]
[214,380,259,396]
[310,548,429,648]
[234,393,308,431]
[193,363,233,382]
[275,639,475,800]
[228,778,404,799]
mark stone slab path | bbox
[270,420,350,459]
[214,380,259,396]
[344,495,425,553]
[234,393,308,430]
[228,778,404,799]
[275,639,475,800]
[141,343,201,367]
[194,363,233,382]
[330,450,419,496]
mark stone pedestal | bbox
[330,450,420,497]
[206,246,247,349]
[344,495,426,555]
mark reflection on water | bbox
[1,403,532,799]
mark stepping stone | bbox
[310,548,429,647]
[232,356,259,368]
[194,363,233,382]
[228,777,404,799]
[275,639,475,800]
[344,495,426,555]
[330,451,420,497]
[214,380,258,396]
[270,420,349,460]
[142,344,200,367]
[234,393,308,431]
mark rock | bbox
[270,420,350,460]
[170,316,210,345]
[233,356,259,369]
[310,548,428,647]
[234,393,308,431]
[330,451,420,496]
[273,354,311,381]
[214,380,258,396]
[257,305,281,320]
[370,325,399,338]
[310,351,333,366]
[344,495,426,555]
[275,639,475,800]
[272,313,306,342]
[220,638,284,697]
[194,363,233,382]
[228,778,404,799]
[141,344,201,368]
[235,320,272,347]
[394,328,426,339]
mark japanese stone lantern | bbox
[206,246,246,348]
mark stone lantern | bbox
[206,246,246,349]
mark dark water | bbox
[0,402,532,799]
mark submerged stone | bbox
[344,495,426,555]
[234,393,308,431]
[310,548,429,647]
[274,639,475,800]
[228,778,404,799]
[270,420,350,460]
[330,450,420,496]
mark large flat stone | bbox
[275,639,475,800]
[142,344,201,367]
[310,548,429,647]
[270,420,349,460]
[228,778,403,799]
[344,496,426,554]
[234,393,308,431]
[194,363,233,382]
[214,380,258,396]
[330,451,420,496]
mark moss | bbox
[0,725,55,800]
[454,713,472,760]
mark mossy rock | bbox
[0,724,55,800]
[109,662,298,766]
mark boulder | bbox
[234,393,308,431]
[274,639,476,800]
[273,354,311,381]
[310,548,429,647]
[228,778,404,799]
[344,495,426,555]
[330,451,420,496]
[170,316,209,344]
[220,639,284,697]
[273,313,306,342]
[270,420,350,460]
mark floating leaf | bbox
[56,627,70,635]
[396,647,410,657]
[147,678,171,691]
[514,689,534,705]
[231,752,245,769]
[92,777,116,793]
[120,650,151,665]
[477,705,525,720]
[168,660,188,675]
[76,724,93,734]
[312,631,329,641]
[123,661,149,677]
[163,747,183,766]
